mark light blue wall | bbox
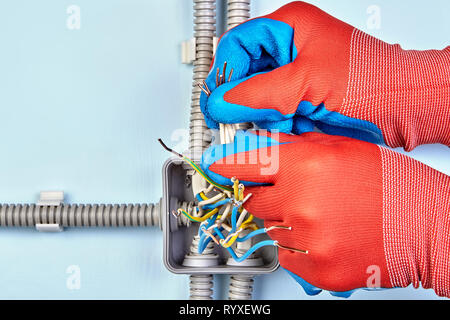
[0,0,448,299]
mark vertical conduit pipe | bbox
[189,0,217,162]
[225,0,255,301]
[186,0,218,300]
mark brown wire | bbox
[202,80,211,95]
[158,138,183,158]
[197,83,210,96]
[215,68,220,87]
[228,68,234,82]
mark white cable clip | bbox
[181,38,196,64]
[35,191,64,232]
[181,37,218,64]
[37,191,64,207]
[212,36,218,55]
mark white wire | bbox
[198,193,226,207]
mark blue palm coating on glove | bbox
[285,269,323,296]
[200,17,384,144]
[296,101,383,144]
[200,18,297,129]
[287,267,392,298]
[286,268,358,298]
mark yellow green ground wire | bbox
[178,208,219,222]
[183,156,233,192]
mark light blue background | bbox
[0,0,448,299]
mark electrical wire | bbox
[178,208,219,222]
[201,198,230,211]
[214,226,276,263]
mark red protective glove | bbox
[201,1,450,151]
[201,130,450,296]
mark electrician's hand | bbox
[201,130,450,297]
[200,1,450,151]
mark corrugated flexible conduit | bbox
[0,203,161,227]
[0,200,192,229]
[225,0,255,301]
[186,0,218,300]
[189,0,217,163]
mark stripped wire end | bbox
[275,241,309,254]
[266,226,292,232]
[172,210,181,218]
[200,61,234,97]
[197,82,211,97]
[158,138,183,158]
[202,227,220,245]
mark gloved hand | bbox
[200,1,450,151]
[201,130,450,297]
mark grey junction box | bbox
[162,157,279,274]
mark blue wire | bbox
[235,240,276,262]
[198,233,211,253]
[198,226,223,253]
[193,198,274,262]
[197,213,219,254]
[230,205,239,234]
[197,213,218,236]
[235,228,267,242]
[213,227,276,263]
[202,198,231,211]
